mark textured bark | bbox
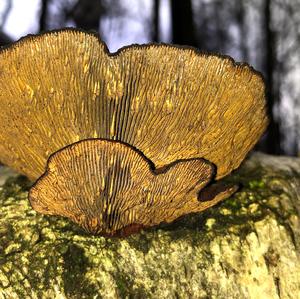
[0,152,300,298]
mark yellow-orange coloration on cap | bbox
[29,139,237,236]
[0,29,268,236]
[0,29,267,181]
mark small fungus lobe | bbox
[29,139,237,235]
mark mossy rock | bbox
[0,152,299,298]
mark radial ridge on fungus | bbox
[0,29,268,235]
[30,139,238,235]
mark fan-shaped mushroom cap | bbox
[0,29,267,181]
[29,139,237,235]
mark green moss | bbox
[1,154,300,297]
[114,271,138,298]
[62,243,99,298]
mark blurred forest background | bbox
[0,0,299,156]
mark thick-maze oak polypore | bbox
[0,29,268,236]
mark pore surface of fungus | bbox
[0,29,268,235]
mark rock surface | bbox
[0,152,299,299]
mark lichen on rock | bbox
[0,152,300,298]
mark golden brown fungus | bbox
[0,29,268,235]
[29,139,236,235]
[0,29,267,181]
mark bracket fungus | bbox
[0,29,268,236]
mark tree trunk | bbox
[39,0,49,32]
[236,1,248,61]
[69,0,103,32]
[0,0,12,30]
[264,0,282,155]
[152,0,160,42]
[171,0,197,47]
[0,32,12,46]
[0,153,300,298]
